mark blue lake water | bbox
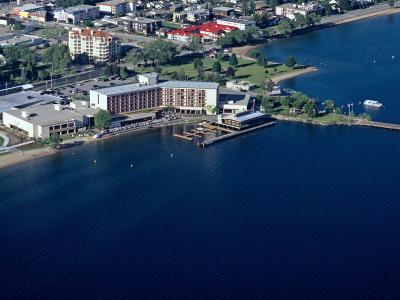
[1,15,400,299]
[262,14,400,122]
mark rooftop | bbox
[96,0,127,6]
[64,5,98,13]
[0,91,59,113]
[213,7,235,12]
[5,101,98,126]
[70,28,112,38]
[122,16,161,23]
[92,79,219,96]
[223,110,265,123]
[219,17,255,25]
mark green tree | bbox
[304,99,317,117]
[142,40,179,65]
[193,57,203,70]
[119,67,127,79]
[95,110,111,129]
[257,54,268,67]
[46,133,63,149]
[187,37,203,52]
[264,79,274,93]
[83,20,94,27]
[125,50,142,70]
[226,66,235,78]
[212,61,221,73]
[291,92,309,109]
[286,56,296,67]
[43,44,71,73]
[294,14,310,28]
[339,0,352,12]
[323,99,336,113]
[277,19,295,34]
[229,53,238,66]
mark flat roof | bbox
[4,102,99,126]
[223,110,265,123]
[220,17,255,25]
[92,80,219,96]
[213,7,234,12]
[65,5,98,13]
[97,0,127,5]
[160,80,219,89]
[0,91,60,113]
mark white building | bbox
[275,3,323,20]
[54,5,99,24]
[226,80,255,92]
[96,0,129,15]
[68,28,120,63]
[3,100,99,139]
[90,73,219,115]
[216,17,256,30]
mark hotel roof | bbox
[92,80,219,96]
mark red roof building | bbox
[167,22,238,42]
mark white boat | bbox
[196,127,204,131]
[363,100,383,108]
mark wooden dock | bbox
[357,121,400,131]
[203,122,235,133]
[200,122,276,147]
[173,133,193,141]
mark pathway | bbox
[0,131,9,148]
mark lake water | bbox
[1,15,400,299]
[262,14,400,122]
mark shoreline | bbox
[231,6,400,61]
[0,117,212,170]
[270,66,318,84]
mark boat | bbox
[363,100,383,108]
[196,127,205,131]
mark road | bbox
[32,67,105,91]
[321,2,400,25]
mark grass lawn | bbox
[162,21,182,29]
[35,27,67,38]
[139,57,296,93]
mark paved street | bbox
[321,1,400,25]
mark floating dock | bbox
[173,133,193,141]
[199,122,276,147]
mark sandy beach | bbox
[271,66,318,83]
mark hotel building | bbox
[68,28,120,63]
[90,73,219,115]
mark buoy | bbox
[94,160,96,164]
[170,153,173,158]
[392,55,395,59]
[130,164,133,168]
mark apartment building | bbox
[96,0,129,15]
[90,73,219,115]
[54,5,99,24]
[122,17,162,35]
[275,3,323,20]
[68,28,120,63]
[216,17,256,30]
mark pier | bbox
[357,121,400,131]
[199,122,276,147]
